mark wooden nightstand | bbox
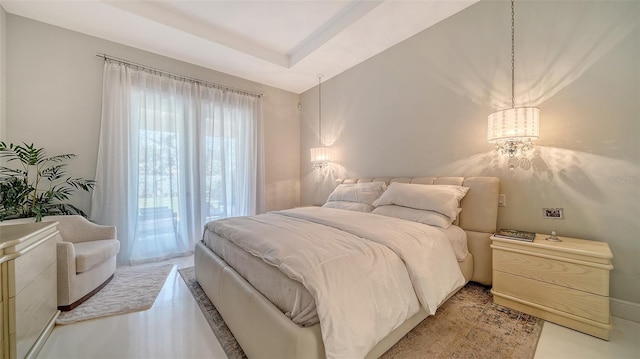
[490,233,613,340]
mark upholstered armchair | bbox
[42,215,120,311]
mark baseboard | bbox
[611,297,640,323]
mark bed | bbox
[195,176,499,358]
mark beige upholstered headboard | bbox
[336,176,500,285]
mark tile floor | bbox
[37,255,639,359]
[37,256,228,359]
[534,316,639,359]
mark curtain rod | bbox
[96,53,263,98]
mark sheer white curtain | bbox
[92,60,264,264]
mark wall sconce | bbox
[310,147,331,169]
[487,0,540,170]
[310,75,331,169]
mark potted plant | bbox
[0,142,96,222]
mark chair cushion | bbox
[74,239,120,274]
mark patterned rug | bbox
[179,267,543,359]
[57,263,174,324]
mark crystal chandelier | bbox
[310,75,330,169]
[487,0,539,170]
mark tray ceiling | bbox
[1,0,478,93]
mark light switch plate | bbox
[543,208,564,219]
[498,194,506,207]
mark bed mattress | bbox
[202,218,469,327]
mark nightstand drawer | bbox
[493,249,609,296]
[493,271,609,324]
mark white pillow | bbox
[372,183,469,220]
[372,205,457,229]
[326,182,386,206]
[322,201,374,213]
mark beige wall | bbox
[263,88,301,211]
[5,14,300,215]
[0,5,6,141]
[300,1,640,313]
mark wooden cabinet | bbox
[0,222,60,358]
[490,234,613,340]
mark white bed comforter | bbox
[207,207,465,359]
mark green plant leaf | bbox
[41,164,67,181]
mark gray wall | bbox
[300,1,640,315]
[5,14,300,215]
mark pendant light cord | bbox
[511,0,515,109]
[318,75,322,147]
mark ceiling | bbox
[1,0,478,94]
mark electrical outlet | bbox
[498,194,506,207]
[543,208,564,219]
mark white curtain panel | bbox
[92,61,264,264]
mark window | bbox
[92,61,262,264]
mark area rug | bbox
[179,267,544,359]
[57,263,174,325]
